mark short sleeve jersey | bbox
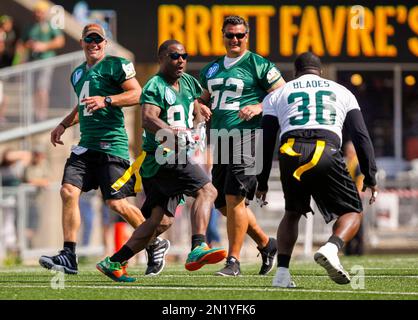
[70,55,137,160]
[140,72,203,178]
[262,74,361,144]
[199,51,282,131]
[22,22,62,61]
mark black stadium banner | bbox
[56,0,418,63]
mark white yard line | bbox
[1,284,417,296]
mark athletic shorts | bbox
[279,136,363,223]
[212,130,257,209]
[141,161,211,219]
[62,149,135,200]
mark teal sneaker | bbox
[96,257,136,282]
[185,243,227,271]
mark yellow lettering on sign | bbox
[320,6,346,56]
[280,6,301,56]
[347,7,375,57]
[158,5,184,46]
[375,6,397,57]
[185,6,211,56]
[296,6,324,55]
[408,6,418,56]
[253,7,276,56]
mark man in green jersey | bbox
[39,24,169,277]
[199,16,286,276]
[96,40,227,282]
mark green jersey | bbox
[70,55,137,160]
[140,72,202,178]
[22,22,62,61]
[200,51,282,131]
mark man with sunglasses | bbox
[199,16,286,276]
[39,24,170,278]
[96,40,227,282]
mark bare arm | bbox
[28,34,65,53]
[50,105,79,147]
[84,78,142,113]
[239,77,286,121]
[142,104,171,135]
[193,99,204,127]
[198,89,212,121]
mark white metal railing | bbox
[0,51,85,142]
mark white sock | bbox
[323,242,339,254]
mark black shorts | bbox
[141,161,211,219]
[212,130,258,209]
[62,149,135,200]
[279,138,362,223]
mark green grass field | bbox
[0,254,417,300]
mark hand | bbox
[239,104,262,121]
[255,189,268,207]
[362,184,378,205]
[200,104,212,121]
[31,41,49,53]
[50,124,65,147]
[82,96,107,113]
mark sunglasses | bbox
[83,36,105,44]
[167,52,188,60]
[224,32,247,40]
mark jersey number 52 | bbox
[207,78,244,111]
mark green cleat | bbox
[96,257,136,283]
[185,243,227,271]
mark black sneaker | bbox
[145,238,170,276]
[215,256,241,276]
[39,248,78,274]
[257,237,277,275]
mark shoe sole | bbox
[314,252,350,285]
[185,249,227,271]
[145,240,171,276]
[272,281,297,288]
[96,264,136,283]
[259,263,274,276]
[215,270,241,277]
[39,256,78,275]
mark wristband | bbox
[59,123,68,129]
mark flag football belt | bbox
[279,138,326,181]
[111,151,146,193]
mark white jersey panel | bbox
[262,74,360,143]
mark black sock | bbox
[64,242,76,254]
[328,235,345,251]
[259,237,275,251]
[110,245,135,264]
[277,254,291,268]
[191,234,206,250]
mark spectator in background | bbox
[23,146,50,249]
[0,29,12,68]
[16,0,65,121]
[0,33,8,123]
[0,15,18,66]
[343,141,365,256]
[0,149,32,260]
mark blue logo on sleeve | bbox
[206,63,219,78]
[72,69,83,86]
